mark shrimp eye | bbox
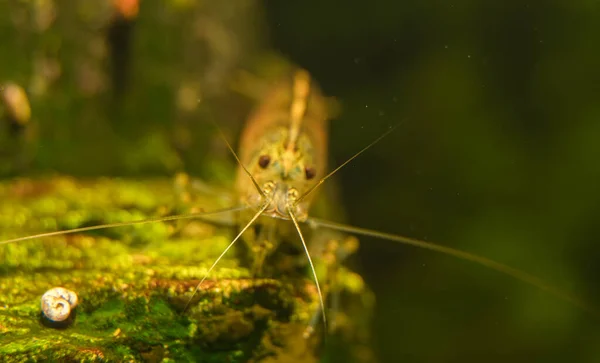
[304,166,316,180]
[258,155,271,168]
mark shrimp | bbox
[179,67,598,338]
[0,67,596,361]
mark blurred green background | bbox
[1,0,599,362]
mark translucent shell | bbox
[40,287,78,322]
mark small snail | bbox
[40,287,78,326]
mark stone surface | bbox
[0,176,374,362]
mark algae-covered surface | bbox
[0,176,359,362]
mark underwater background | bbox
[1,1,599,362]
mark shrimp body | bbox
[235,69,329,222]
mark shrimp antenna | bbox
[289,207,327,336]
[0,205,247,246]
[307,217,600,318]
[209,119,265,198]
[295,124,398,206]
[182,202,269,314]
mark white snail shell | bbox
[41,287,78,322]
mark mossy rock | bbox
[0,176,374,362]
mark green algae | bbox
[0,176,374,362]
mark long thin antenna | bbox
[295,124,398,205]
[307,217,600,318]
[289,207,327,334]
[209,119,265,198]
[182,202,269,313]
[0,205,247,246]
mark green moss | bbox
[0,176,374,362]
